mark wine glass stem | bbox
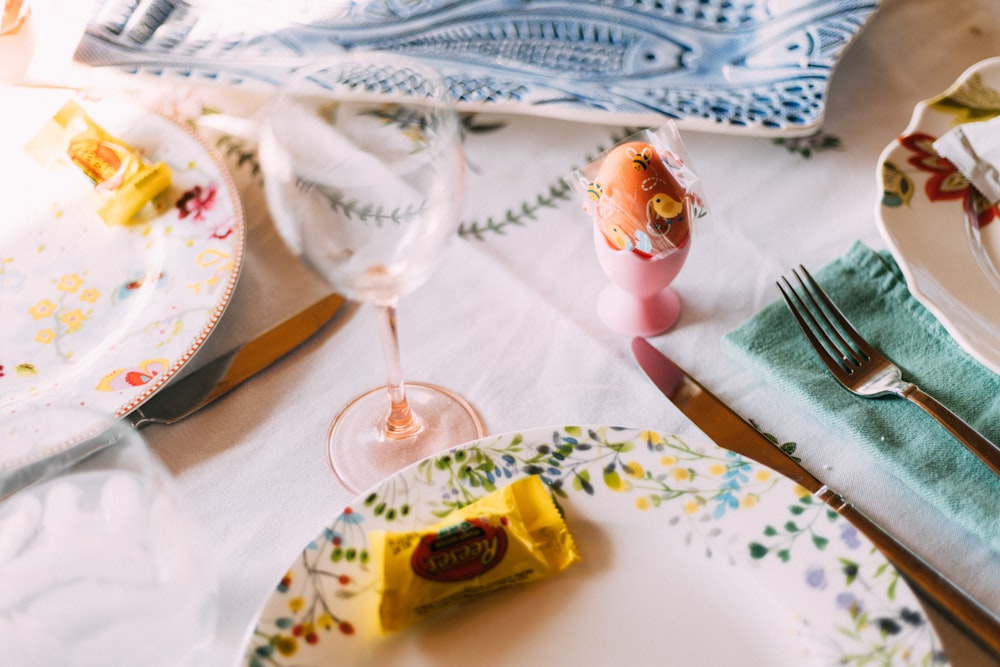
[374,302,422,439]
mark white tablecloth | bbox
[13,0,1000,664]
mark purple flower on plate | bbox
[806,565,827,590]
[839,523,862,549]
[836,591,861,613]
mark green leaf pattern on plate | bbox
[243,426,946,667]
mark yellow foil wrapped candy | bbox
[25,100,172,225]
[369,475,580,633]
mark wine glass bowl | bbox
[0,407,219,667]
[259,52,484,492]
[260,56,462,302]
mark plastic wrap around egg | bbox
[585,141,690,259]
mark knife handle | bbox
[816,486,1000,660]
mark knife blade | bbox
[631,336,1000,661]
[126,293,345,428]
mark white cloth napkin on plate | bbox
[933,116,1000,204]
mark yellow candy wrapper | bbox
[25,100,172,225]
[369,475,580,633]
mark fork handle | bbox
[903,386,1000,477]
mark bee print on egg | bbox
[627,146,652,171]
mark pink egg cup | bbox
[592,225,690,337]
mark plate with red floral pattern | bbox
[0,88,244,467]
[876,56,1000,374]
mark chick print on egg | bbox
[647,193,685,238]
[593,141,690,258]
[650,193,683,220]
[605,224,653,255]
[604,223,631,250]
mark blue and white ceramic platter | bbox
[74,0,879,137]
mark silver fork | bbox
[777,265,1000,478]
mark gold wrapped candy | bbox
[369,475,580,633]
[26,100,171,225]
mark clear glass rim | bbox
[264,49,463,178]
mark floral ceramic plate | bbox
[240,426,945,666]
[0,88,243,465]
[876,56,1000,374]
[73,0,879,137]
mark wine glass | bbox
[259,51,484,492]
[0,407,219,667]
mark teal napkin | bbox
[722,241,1000,553]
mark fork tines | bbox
[776,266,874,376]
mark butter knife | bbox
[631,336,1000,661]
[127,293,344,428]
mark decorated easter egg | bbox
[591,141,690,258]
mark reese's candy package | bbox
[368,475,580,633]
[25,100,171,225]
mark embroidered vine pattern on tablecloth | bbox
[772,131,841,158]
[212,107,838,243]
[216,134,261,180]
[457,125,643,240]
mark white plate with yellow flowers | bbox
[1,88,243,466]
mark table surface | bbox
[12,0,1000,665]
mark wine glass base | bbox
[327,382,485,493]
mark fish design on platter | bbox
[74,0,880,134]
[353,18,689,81]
